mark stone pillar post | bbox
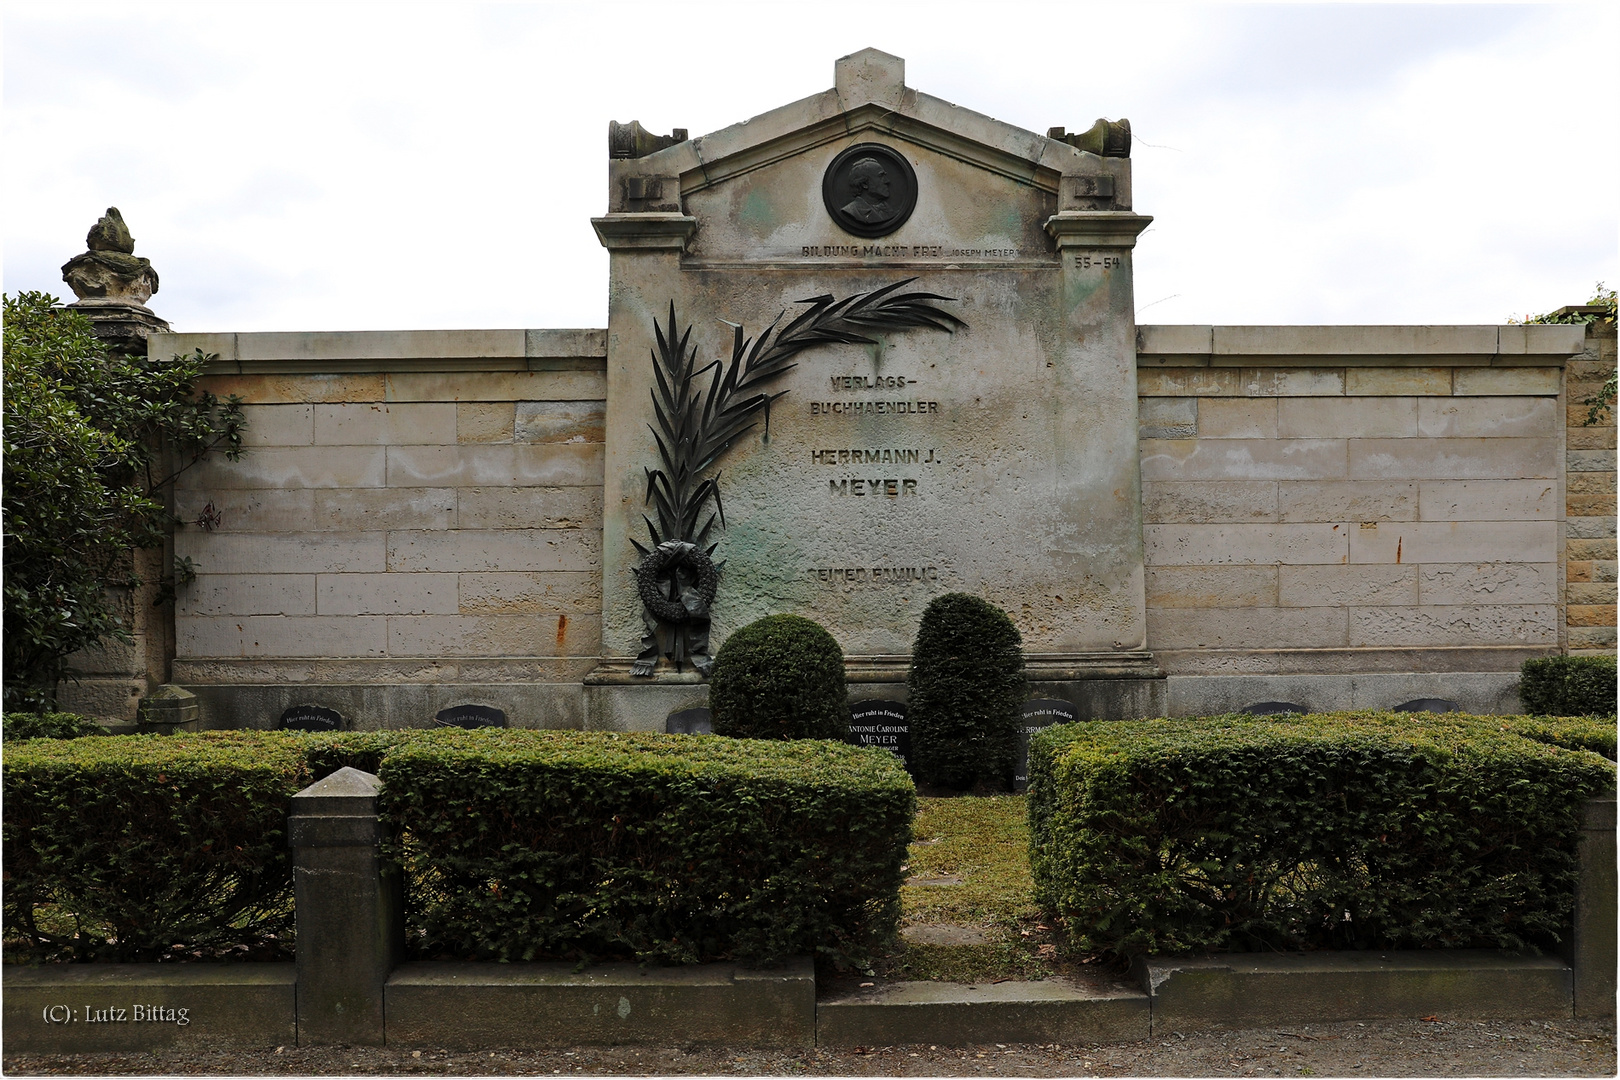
[1573,791,1616,1019]
[289,767,403,1046]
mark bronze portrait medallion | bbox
[822,143,918,238]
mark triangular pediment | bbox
[633,49,1110,197]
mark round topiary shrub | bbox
[907,593,1025,789]
[709,615,849,740]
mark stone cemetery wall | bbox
[1135,323,1587,715]
[155,329,606,728]
[1564,322,1618,655]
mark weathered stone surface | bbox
[199,373,387,404]
[1347,605,1558,647]
[180,573,317,617]
[1278,397,1417,438]
[1137,951,1571,1031]
[1148,607,1349,650]
[1569,515,1618,539]
[87,207,135,253]
[313,489,458,531]
[1138,368,1243,397]
[1349,520,1556,564]
[457,572,600,614]
[1418,562,1558,605]
[316,573,459,616]
[1417,396,1557,438]
[456,402,516,443]
[1196,398,1277,438]
[2,964,296,1052]
[1277,480,1417,522]
[1142,480,1277,523]
[1138,396,1197,438]
[386,529,600,573]
[236,404,314,446]
[386,370,606,402]
[1140,439,1346,481]
[515,400,608,444]
[1568,605,1619,628]
[177,446,387,489]
[387,614,600,657]
[1344,367,1451,396]
[1146,566,1277,608]
[1569,449,1617,472]
[1568,539,1618,561]
[1452,367,1560,396]
[817,979,1148,1047]
[1277,564,1417,607]
[455,486,602,530]
[315,403,457,446]
[1236,368,1344,396]
[1145,523,1349,565]
[1417,479,1555,521]
[384,959,814,1048]
[1567,582,1619,605]
[176,532,387,575]
[1350,438,1558,480]
[386,444,603,488]
[178,615,389,658]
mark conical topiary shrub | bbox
[907,593,1025,789]
[709,614,849,740]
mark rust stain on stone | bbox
[556,614,569,648]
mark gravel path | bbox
[5,1017,1612,1076]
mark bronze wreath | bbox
[632,541,719,624]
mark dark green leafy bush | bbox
[1519,655,1617,717]
[3,731,313,961]
[1027,712,1616,958]
[3,710,104,741]
[381,729,912,967]
[907,593,1025,789]
[709,614,849,740]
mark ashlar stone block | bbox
[386,444,604,488]
[1418,562,1558,605]
[1145,566,1278,609]
[1452,367,1560,396]
[1417,479,1556,521]
[1142,480,1277,524]
[1349,521,1556,565]
[176,532,387,575]
[386,529,601,573]
[1344,368,1451,396]
[1278,564,1418,607]
[314,403,457,446]
[1144,523,1350,566]
[1140,439,1347,482]
[316,573,460,616]
[237,404,314,447]
[180,574,316,617]
[456,486,603,530]
[1417,397,1557,438]
[1197,398,1277,439]
[1349,438,1558,480]
[1278,397,1417,439]
[1277,481,1417,523]
[1348,605,1558,647]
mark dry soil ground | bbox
[4,1017,1613,1077]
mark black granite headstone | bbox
[279,704,343,732]
[1394,698,1460,713]
[665,707,713,735]
[433,704,508,729]
[848,699,910,772]
[1015,698,1080,792]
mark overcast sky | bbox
[5,2,1616,332]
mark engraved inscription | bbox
[812,448,940,464]
[831,375,914,390]
[1071,254,1124,269]
[828,478,920,497]
[810,566,939,585]
[810,400,939,416]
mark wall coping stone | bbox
[152,329,607,375]
[1138,324,1587,367]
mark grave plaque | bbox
[279,704,342,732]
[665,707,713,735]
[1394,698,1459,714]
[849,699,910,772]
[1014,698,1079,792]
[433,704,508,729]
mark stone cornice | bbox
[591,213,698,251]
[1043,211,1154,250]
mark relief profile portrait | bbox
[822,142,917,238]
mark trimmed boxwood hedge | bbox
[4,728,912,968]
[907,593,1025,789]
[1027,711,1616,959]
[382,729,912,967]
[3,711,105,741]
[1519,655,1617,717]
[3,731,314,961]
[709,614,849,741]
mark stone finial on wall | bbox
[60,207,170,355]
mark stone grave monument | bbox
[585,48,1160,727]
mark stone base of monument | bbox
[816,978,1151,1046]
[1,963,295,1052]
[384,959,815,1048]
[1131,951,1573,1032]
